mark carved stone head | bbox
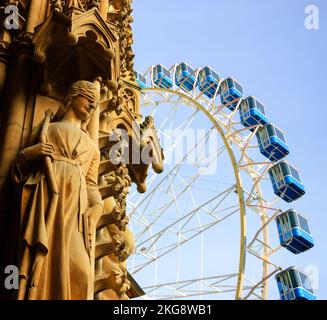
[52,80,100,126]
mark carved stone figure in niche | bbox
[13,81,103,300]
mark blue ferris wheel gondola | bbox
[220,77,244,111]
[275,267,316,300]
[276,209,314,254]
[240,96,268,130]
[198,66,221,99]
[269,161,305,202]
[153,64,174,89]
[256,123,289,161]
[175,62,197,91]
[135,71,147,89]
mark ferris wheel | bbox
[126,63,316,300]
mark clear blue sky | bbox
[131,0,327,299]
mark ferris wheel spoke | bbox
[135,184,236,249]
[129,126,213,219]
[179,185,235,231]
[158,112,200,159]
[132,160,226,243]
[243,163,273,204]
[143,94,180,125]
[237,128,260,166]
[247,210,281,250]
[170,109,199,132]
[146,287,250,300]
[144,273,237,290]
[163,152,228,200]
[133,208,239,273]
[242,268,281,300]
[128,162,183,218]
[132,149,239,271]
[159,101,181,131]
[142,273,239,298]
[267,245,282,257]
[247,249,281,269]
[132,171,188,242]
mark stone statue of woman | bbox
[13,81,103,300]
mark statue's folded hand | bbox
[21,143,55,163]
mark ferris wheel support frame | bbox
[135,62,289,299]
[142,87,248,300]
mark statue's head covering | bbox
[52,80,100,123]
[66,80,100,105]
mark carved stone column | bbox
[0,36,10,101]
[25,0,48,33]
[0,37,33,195]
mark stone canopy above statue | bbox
[32,5,118,99]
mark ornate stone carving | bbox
[51,0,100,12]
[100,161,131,193]
[97,203,129,231]
[0,0,162,301]
[30,5,118,100]
[50,0,66,11]
[111,234,130,261]
[95,233,129,262]
[107,0,135,81]
[95,263,131,297]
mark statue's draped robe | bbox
[14,122,102,300]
